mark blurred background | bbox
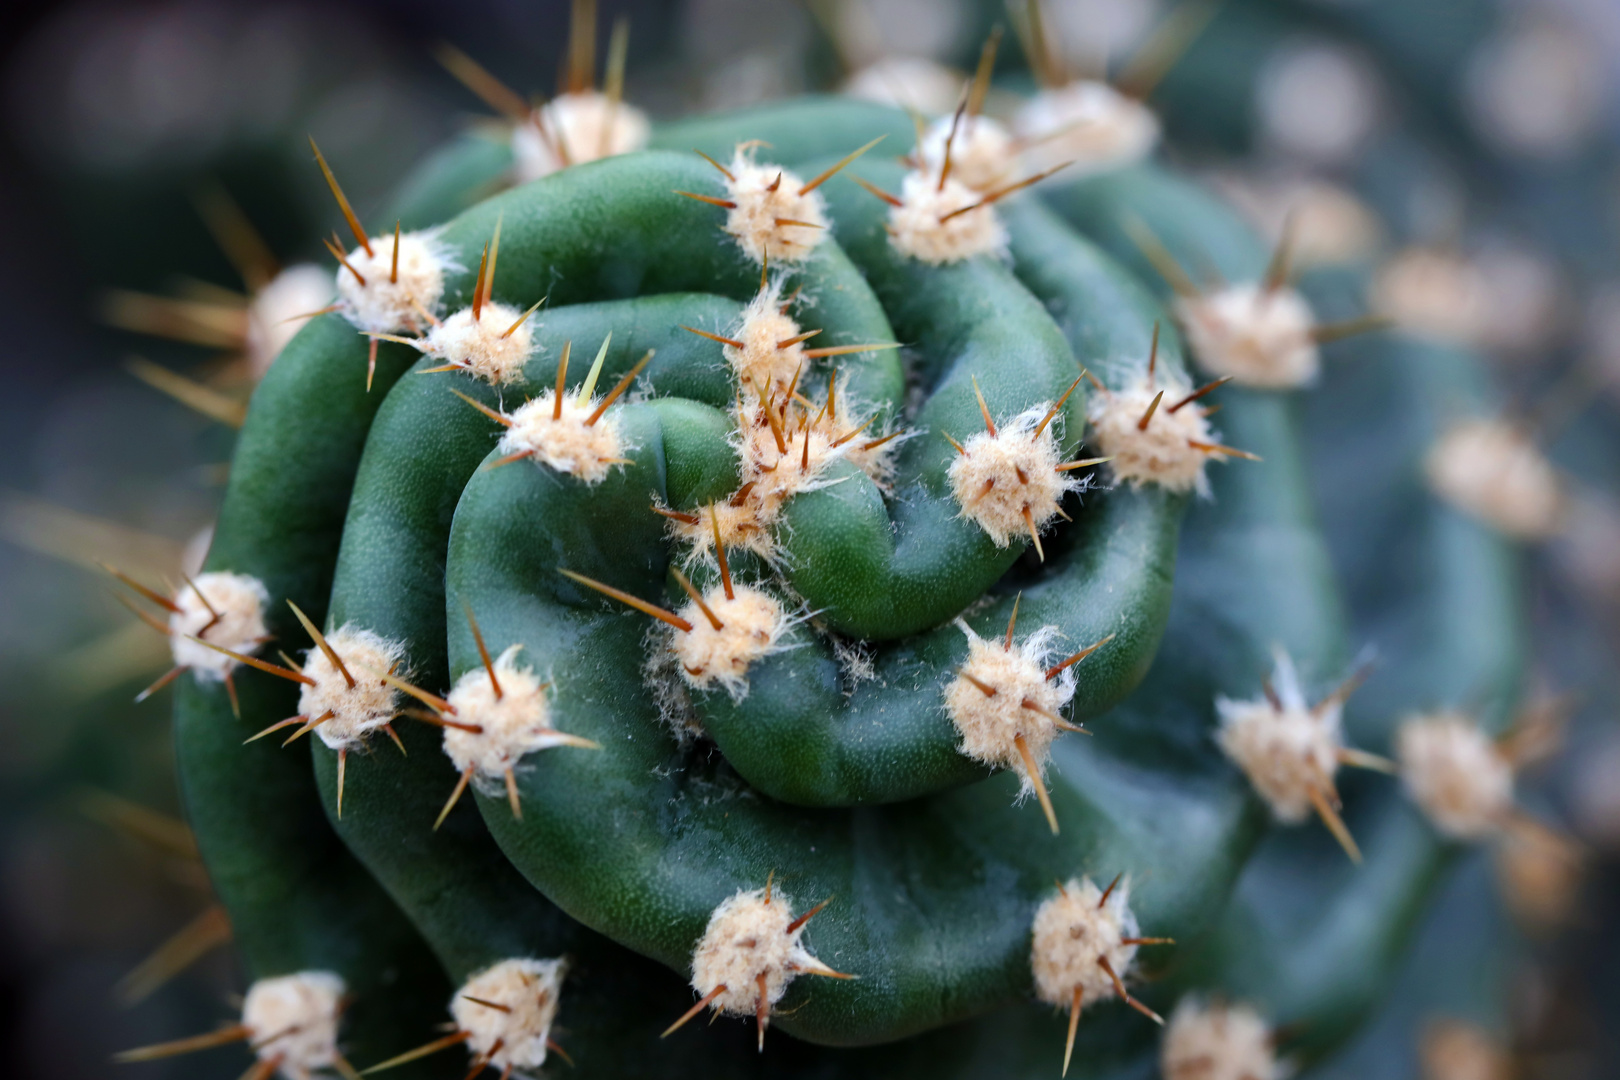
[1,0,1618,1076]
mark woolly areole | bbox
[1161,998,1280,1080]
[720,151,829,263]
[843,56,964,115]
[296,626,407,751]
[500,391,627,484]
[1031,876,1142,1010]
[888,171,1007,265]
[738,408,844,513]
[1088,373,1219,494]
[511,92,650,182]
[668,498,775,564]
[170,571,269,681]
[943,620,1075,793]
[450,958,566,1074]
[245,264,333,379]
[673,585,789,697]
[241,971,345,1080]
[948,402,1078,549]
[1396,712,1514,840]
[443,645,574,779]
[421,301,537,386]
[725,285,811,400]
[1425,419,1566,539]
[335,230,453,335]
[673,373,902,568]
[1176,284,1319,388]
[1215,650,1342,822]
[917,114,1016,194]
[1372,248,1491,347]
[689,884,832,1027]
[1014,81,1161,177]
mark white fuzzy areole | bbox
[725,285,809,400]
[296,626,407,751]
[1372,248,1490,347]
[1396,712,1514,840]
[1013,81,1161,178]
[917,113,1017,194]
[943,621,1075,793]
[1215,651,1342,823]
[738,410,844,517]
[450,958,566,1074]
[422,302,536,386]
[500,391,627,484]
[667,377,902,569]
[169,571,269,681]
[245,264,333,379]
[721,152,829,263]
[946,621,1069,790]
[690,886,823,1019]
[888,171,1007,264]
[510,92,651,182]
[1255,41,1382,166]
[843,56,965,116]
[1425,419,1566,540]
[1088,373,1218,494]
[673,586,788,698]
[442,644,567,779]
[667,399,903,572]
[241,971,345,1080]
[335,230,453,335]
[1161,998,1280,1080]
[1030,877,1142,1010]
[668,498,776,564]
[948,403,1076,547]
[1176,284,1319,388]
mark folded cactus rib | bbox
[170,313,450,1076]
[411,148,1192,1042]
[137,81,1526,1079]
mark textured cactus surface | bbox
[160,94,1525,1080]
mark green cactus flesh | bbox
[168,97,1525,1078]
[172,313,450,1072]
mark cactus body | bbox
[162,92,1527,1079]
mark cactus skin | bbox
[173,315,449,1070]
[167,94,1528,1078]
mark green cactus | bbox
[111,83,1530,1080]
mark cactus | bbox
[1034,136,1530,1062]
[104,58,1534,1078]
